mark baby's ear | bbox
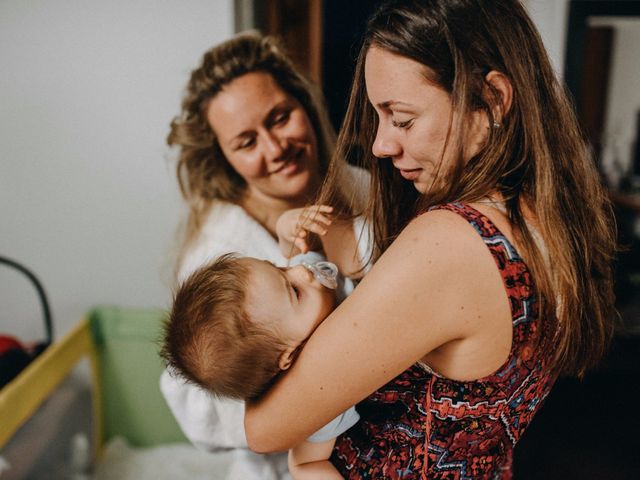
[278,346,299,371]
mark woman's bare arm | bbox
[245,210,512,452]
[288,439,343,479]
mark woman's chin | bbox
[410,171,437,194]
[412,180,429,194]
[278,177,315,200]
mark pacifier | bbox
[302,261,339,290]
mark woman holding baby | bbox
[244,1,617,478]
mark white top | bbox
[176,200,289,284]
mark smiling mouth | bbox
[269,148,306,175]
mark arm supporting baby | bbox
[275,205,364,479]
[288,439,344,479]
[246,209,507,452]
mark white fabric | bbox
[95,436,288,480]
[306,406,360,444]
[160,371,249,450]
[176,201,288,284]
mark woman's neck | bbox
[240,190,314,238]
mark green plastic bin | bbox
[89,306,187,447]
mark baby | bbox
[162,206,360,479]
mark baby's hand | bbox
[277,205,334,257]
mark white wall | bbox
[597,19,640,182]
[524,0,570,78]
[0,1,233,341]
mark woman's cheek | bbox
[229,153,265,180]
[289,111,315,140]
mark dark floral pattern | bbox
[331,203,556,479]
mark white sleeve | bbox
[306,406,360,443]
[159,369,248,450]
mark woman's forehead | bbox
[206,72,292,139]
[364,47,446,109]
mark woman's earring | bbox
[492,121,501,129]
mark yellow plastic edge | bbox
[0,318,103,457]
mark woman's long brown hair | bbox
[321,0,617,377]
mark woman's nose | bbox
[372,123,401,159]
[261,130,285,162]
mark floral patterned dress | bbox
[331,203,557,479]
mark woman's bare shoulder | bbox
[387,207,492,265]
[319,207,506,358]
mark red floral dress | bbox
[331,203,556,479]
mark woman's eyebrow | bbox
[378,99,414,109]
[227,100,292,146]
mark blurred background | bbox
[0,0,592,341]
[1,0,639,479]
[0,0,232,341]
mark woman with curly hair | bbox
[161,31,366,479]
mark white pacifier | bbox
[302,261,339,290]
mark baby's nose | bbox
[289,264,314,283]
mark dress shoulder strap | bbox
[427,203,538,327]
[428,202,524,262]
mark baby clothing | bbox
[308,406,360,443]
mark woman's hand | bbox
[276,205,334,258]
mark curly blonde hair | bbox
[167,31,336,266]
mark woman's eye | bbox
[273,111,290,125]
[292,284,300,298]
[236,137,256,150]
[391,118,413,129]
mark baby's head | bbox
[162,253,335,399]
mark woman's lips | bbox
[276,160,300,175]
[398,168,422,181]
[270,148,305,175]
